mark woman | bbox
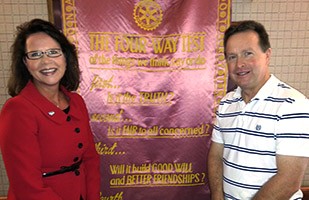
[0,19,100,200]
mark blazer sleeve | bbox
[0,98,63,200]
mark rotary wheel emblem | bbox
[133,0,163,31]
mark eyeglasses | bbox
[24,48,62,60]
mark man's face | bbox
[225,31,271,96]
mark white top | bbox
[212,75,309,199]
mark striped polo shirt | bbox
[211,75,309,199]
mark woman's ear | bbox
[23,57,27,66]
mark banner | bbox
[51,0,231,199]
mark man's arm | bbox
[208,141,224,200]
[253,155,308,200]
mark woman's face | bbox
[24,32,66,90]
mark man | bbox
[208,20,309,199]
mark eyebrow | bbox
[226,48,255,54]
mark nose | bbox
[40,54,53,63]
[236,56,245,68]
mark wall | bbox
[0,0,308,196]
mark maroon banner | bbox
[51,0,231,199]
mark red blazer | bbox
[0,81,100,200]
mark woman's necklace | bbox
[51,93,61,108]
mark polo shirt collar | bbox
[232,74,278,101]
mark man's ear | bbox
[265,48,272,65]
